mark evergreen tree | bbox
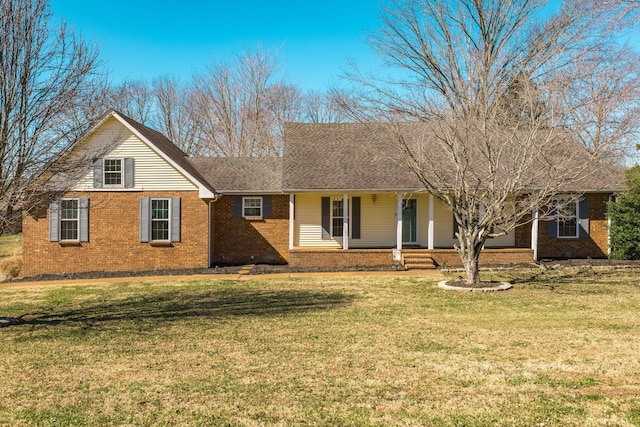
[607,166,640,259]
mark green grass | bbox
[1,268,640,426]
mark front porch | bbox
[289,247,535,270]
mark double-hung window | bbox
[557,199,578,238]
[93,157,134,188]
[49,198,89,243]
[243,197,262,217]
[60,199,79,240]
[103,158,123,186]
[332,199,344,237]
[320,196,361,240]
[140,197,181,243]
[151,199,170,241]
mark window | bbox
[140,197,181,243]
[49,198,89,243]
[332,199,344,237]
[93,157,134,188]
[557,199,578,238]
[243,197,262,217]
[151,199,170,241]
[103,159,123,186]
[321,196,361,240]
[60,199,79,240]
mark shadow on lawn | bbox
[16,288,356,328]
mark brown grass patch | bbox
[0,233,22,277]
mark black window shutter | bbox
[578,196,590,238]
[140,198,150,242]
[124,158,135,188]
[548,205,558,238]
[321,197,330,239]
[49,201,60,242]
[171,197,181,242]
[93,159,103,188]
[79,198,89,242]
[352,197,361,239]
[233,197,243,217]
[262,196,272,217]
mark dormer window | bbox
[104,158,123,186]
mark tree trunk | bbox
[462,248,481,285]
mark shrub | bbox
[607,166,640,260]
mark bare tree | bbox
[150,75,203,155]
[299,90,349,123]
[107,78,154,124]
[561,46,640,162]
[0,0,103,232]
[345,0,638,284]
[190,47,301,156]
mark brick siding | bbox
[429,248,534,267]
[22,191,209,277]
[212,195,289,265]
[290,248,534,269]
[537,193,609,259]
[289,249,394,269]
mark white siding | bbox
[432,197,515,248]
[73,117,197,191]
[295,194,340,248]
[295,193,409,248]
[353,193,396,247]
[294,193,515,249]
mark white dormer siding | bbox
[72,117,197,192]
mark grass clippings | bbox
[1,268,640,426]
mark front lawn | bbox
[1,269,640,426]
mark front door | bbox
[402,199,417,244]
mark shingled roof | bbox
[282,123,423,192]
[282,122,624,193]
[188,157,283,194]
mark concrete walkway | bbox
[0,269,445,290]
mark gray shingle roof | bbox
[282,123,423,191]
[282,122,624,193]
[188,157,283,194]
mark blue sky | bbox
[49,0,383,92]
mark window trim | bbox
[556,197,579,239]
[150,198,171,242]
[59,198,80,241]
[102,158,124,188]
[242,197,263,218]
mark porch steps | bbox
[402,251,437,270]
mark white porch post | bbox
[531,205,539,261]
[289,194,295,251]
[343,194,349,250]
[428,194,434,250]
[396,194,403,251]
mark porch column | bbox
[428,194,434,250]
[289,194,295,250]
[396,194,403,250]
[343,194,349,250]
[531,205,539,261]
